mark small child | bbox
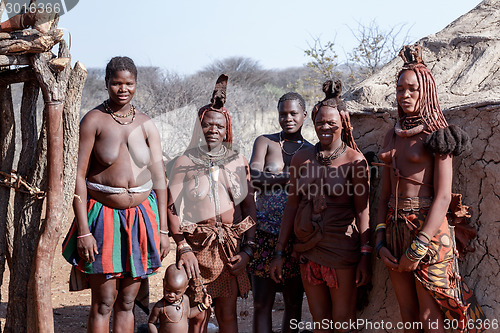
[148,264,212,333]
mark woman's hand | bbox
[269,257,283,283]
[227,252,250,276]
[77,235,98,263]
[398,253,419,272]
[160,234,170,260]
[379,246,399,271]
[177,251,200,279]
[356,255,372,287]
[202,293,213,308]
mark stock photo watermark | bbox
[2,0,79,18]
[289,318,499,331]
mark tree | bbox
[304,21,412,87]
[348,20,412,79]
[304,37,340,84]
[199,56,271,87]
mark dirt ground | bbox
[0,236,312,332]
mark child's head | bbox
[163,264,189,303]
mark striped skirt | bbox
[62,191,161,278]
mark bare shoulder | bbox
[291,145,314,166]
[345,147,367,165]
[79,106,107,131]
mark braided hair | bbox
[398,44,470,155]
[397,45,448,132]
[312,80,360,152]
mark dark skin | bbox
[167,111,257,333]
[376,70,452,333]
[73,70,170,333]
[249,99,311,333]
[270,106,371,333]
[148,265,212,333]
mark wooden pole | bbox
[0,84,15,333]
[27,40,72,333]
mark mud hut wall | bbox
[350,107,500,325]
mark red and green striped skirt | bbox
[62,191,161,278]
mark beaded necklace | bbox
[162,298,185,323]
[279,132,305,156]
[315,141,347,166]
[103,99,136,125]
[394,116,424,137]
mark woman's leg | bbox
[329,267,357,333]
[282,275,304,333]
[88,275,118,333]
[389,270,423,333]
[252,274,277,333]
[112,277,142,333]
[189,307,210,333]
[415,279,444,333]
[300,264,332,333]
[214,276,239,333]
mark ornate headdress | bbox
[311,80,359,152]
[197,74,233,149]
[399,44,424,67]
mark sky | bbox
[16,0,483,74]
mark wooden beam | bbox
[0,55,30,67]
[0,67,35,85]
[0,29,64,55]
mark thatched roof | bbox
[345,0,500,114]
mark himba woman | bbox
[248,92,311,332]
[62,56,170,332]
[375,44,486,333]
[167,75,257,333]
[271,80,371,333]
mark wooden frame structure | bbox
[0,2,86,332]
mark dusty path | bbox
[0,236,312,332]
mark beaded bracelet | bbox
[375,240,386,259]
[77,233,92,239]
[418,231,431,243]
[177,242,191,250]
[361,244,373,255]
[197,303,209,312]
[242,246,253,258]
[179,247,193,256]
[375,223,387,232]
[160,229,169,235]
[406,238,429,262]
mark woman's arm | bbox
[376,131,399,269]
[145,120,170,260]
[270,153,302,282]
[167,156,201,279]
[73,113,99,262]
[228,156,256,276]
[352,157,371,286]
